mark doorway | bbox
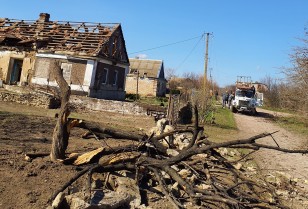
[9,59,23,85]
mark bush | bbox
[169,89,181,95]
[156,97,168,103]
[125,93,140,101]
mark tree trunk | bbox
[50,61,71,161]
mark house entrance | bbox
[9,59,23,85]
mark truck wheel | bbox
[251,108,257,116]
[231,105,237,113]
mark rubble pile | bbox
[36,106,308,209]
[0,89,59,108]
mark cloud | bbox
[136,54,147,59]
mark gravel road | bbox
[234,108,308,207]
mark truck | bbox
[230,76,263,115]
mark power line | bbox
[175,33,204,70]
[128,34,203,55]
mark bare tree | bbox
[165,67,177,80]
[282,31,308,113]
[50,60,71,161]
[260,75,282,108]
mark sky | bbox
[1,0,307,87]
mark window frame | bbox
[112,70,118,86]
[101,68,109,84]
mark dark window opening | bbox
[112,70,118,85]
[102,68,108,84]
[9,59,23,85]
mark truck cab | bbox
[230,76,263,115]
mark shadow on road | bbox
[235,110,275,119]
[255,110,275,119]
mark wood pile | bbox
[26,106,308,209]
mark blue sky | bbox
[1,0,307,86]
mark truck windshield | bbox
[236,90,254,98]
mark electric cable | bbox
[128,34,203,55]
[175,34,204,70]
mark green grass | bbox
[258,105,308,138]
[204,107,238,143]
[125,94,168,106]
[129,96,169,107]
[272,115,308,137]
[214,108,237,129]
[259,105,294,114]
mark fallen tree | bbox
[45,106,308,209]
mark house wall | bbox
[89,61,127,100]
[1,51,129,100]
[0,89,59,109]
[0,51,11,82]
[21,57,34,84]
[70,60,86,85]
[125,75,158,97]
[31,54,128,100]
[0,51,34,85]
[156,78,167,97]
[70,95,146,115]
[31,55,91,94]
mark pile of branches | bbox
[44,106,308,209]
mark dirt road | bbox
[234,108,308,206]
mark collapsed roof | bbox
[0,13,128,62]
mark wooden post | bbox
[136,70,139,101]
[204,33,210,94]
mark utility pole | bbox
[135,70,139,101]
[204,32,210,94]
[210,67,214,93]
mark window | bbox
[61,63,72,84]
[112,70,118,85]
[235,90,254,98]
[102,68,108,84]
[9,59,23,85]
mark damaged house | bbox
[0,13,129,100]
[125,58,167,97]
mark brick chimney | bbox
[38,13,50,22]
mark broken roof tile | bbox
[0,14,120,58]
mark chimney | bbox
[38,13,50,22]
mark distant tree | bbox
[167,72,202,96]
[168,78,180,93]
[167,71,217,123]
[260,75,282,108]
[182,72,202,89]
[224,84,236,93]
[165,68,177,80]
[282,29,308,113]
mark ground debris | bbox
[73,148,105,166]
[43,106,308,209]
